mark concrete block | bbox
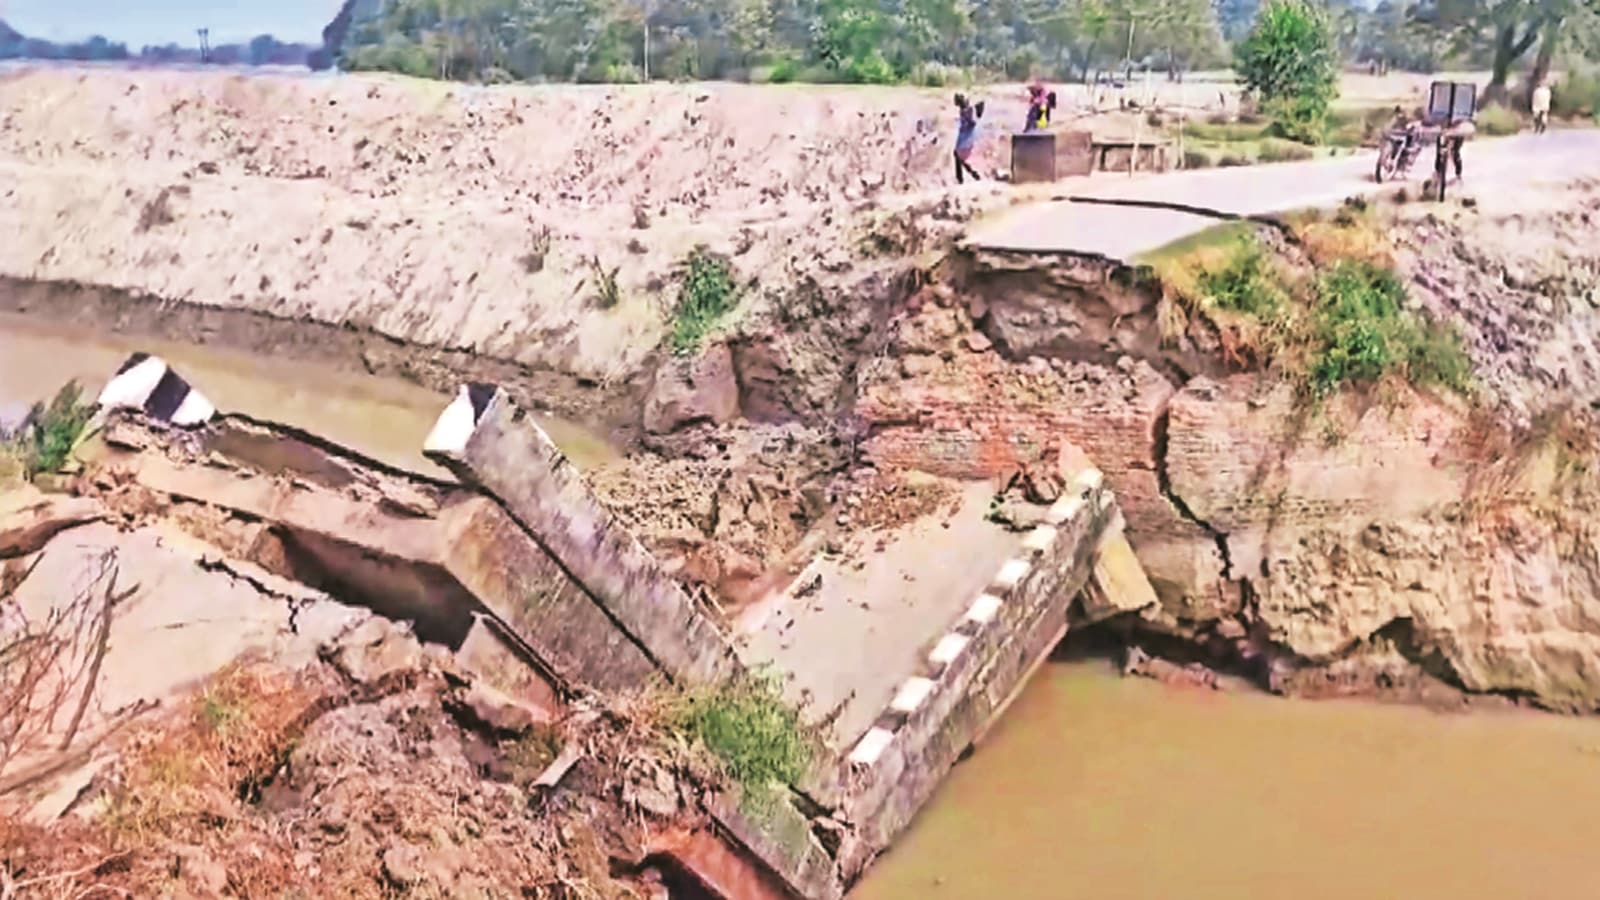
[97,353,214,426]
[1010,132,1057,184]
[849,727,896,766]
[889,677,937,714]
[964,593,1003,625]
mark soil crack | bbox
[1151,402,1234,582]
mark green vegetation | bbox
[588,254,622,309]
[1234,0,1339,144]
[1475,103,1523,136]
[669,248,741,355]
[334,0,1230,85]
[321,0,1600,93]
[1,380,95,480]
[1197,236,1288,315]
[1256,137,1316,162]
[1553,69,1600,119]
[1154,229,1470,400]
[666,674,810,805]
[1308,260,1470,397]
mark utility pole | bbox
[197,28,211,63]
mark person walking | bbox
[1024,81,1056,132]
[953,93,984,184]
[1532,79,1552,134]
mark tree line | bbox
[326,0,1600,89]
[0,21,325,68]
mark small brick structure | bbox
[1009,129,1096,183]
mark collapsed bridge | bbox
[60,352,1155,898]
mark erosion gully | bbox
[7,315,1600,900]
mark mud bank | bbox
[858,181,1600,712]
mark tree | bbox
[1235,0,1338,141]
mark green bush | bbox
[760,56,801,84]
[670,248,741,354]
[1552,71,1600,119]
[841,51,897,85]
[1235,0,1338,146]
[1199,239,1288,315]
[1476,103,1522,136]
[668,675,810,801]
[1264,92,1331,144]
[9,380,95,476]
[1308,260,1470,396]
[910,61,963,87]
[1182,149,1215,169]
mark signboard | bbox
[1425,81,1477,126]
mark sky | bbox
[0,0,344,47]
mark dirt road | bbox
[967,129,1600,259]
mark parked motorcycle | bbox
[1375,123,1425,183]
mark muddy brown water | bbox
[0,314,618,475]
[852,661,1600,900]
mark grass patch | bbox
[1198,238,1289,316]
[1150,226,1470,399]
[1184,119,1273,143]
[587,254,622,309]
[668,247,741,355]
[1137,220,1258,269]
[1288,196,1391,268]
[664,673,809,807]
[1257,138,1316,163]
[1308,260,1471,397]
[1,380,95,478]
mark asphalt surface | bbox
[965,129,1600,260]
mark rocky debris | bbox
[1,644,727,900]
[837,469,958,533]
[586,422,835,606]
[1396,185,1600,426]
[452,680,556,735]
[644,343,741,434]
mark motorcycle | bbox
[1374,123,1425,183]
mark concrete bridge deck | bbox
[966,130,1600,261]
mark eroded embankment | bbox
[857,183,1600,712]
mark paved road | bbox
[966,129,1600,260]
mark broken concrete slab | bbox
[0,488,105,559]
[425,383,741,687]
